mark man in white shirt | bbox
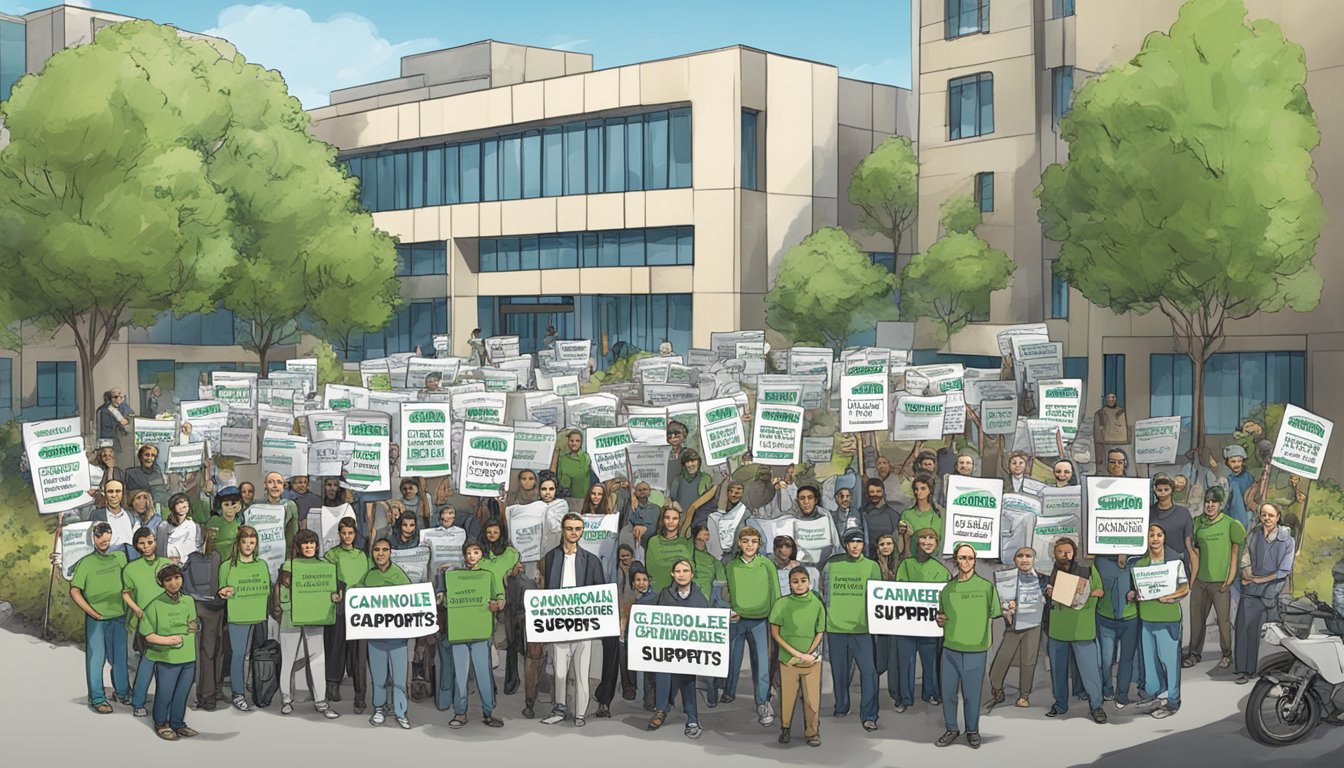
[91,480,134,553]
[538,513,607,727]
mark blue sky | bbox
[2,1,912,108]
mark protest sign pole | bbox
[856,432,866,480]
[42,518,62,642]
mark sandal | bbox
[1016,697,1030,708]
[155,724,179,741]
[1218,656,1232,670]
[647,710,667,731]
[449,716,467,729]
[985,689,1005,710]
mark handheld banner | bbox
[1036,379,1083,444]
[587,427,634,481]
[1085,476,1150,555]
[164,442,206,473]
[460,428,515,497]
[400,403,453,477]
[625,405,669,446]
[22,417,80,447]
[867,580,946,638]
[524,584,621,643]
[627,605,731,677]
[840,361,889,433]
[305,411,345,442]
[261,434,309,479]
[1132,416,1182,465]
[512,425,558,471]
[245,504,287,581]
[506,501,547,562]
[1271,404,1334,480]
[981,398,1018,436]
[891,395,947,441]
[1132,561,1181,601]
[698,397,748,465]
[941,475,1003,558]
[345,582,438,640]
[58,522,95,580]
[26,435,91,515]
[801,437,833,465]
[751,404,804,466]
[627,444,672,492]
[442,569,496,643]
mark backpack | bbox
[250,631,281,708]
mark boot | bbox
[503,639,521,696]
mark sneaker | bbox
[778,728,791,744]
[1046,707,1064,718]
[967,731,982,749]
[685,722,702,739]
[1235,674,1250,685]
[231,696,250,712]
[1114,701,1128,710]
[92,702,113,715]
[806,735,820,747]
[936,729,961,747]
[396,717,411,730]
[862,720,878,732]
[280,701,294,715]
[595,704,610,718]
[926,697,941,706]
[483,715,504,728]
[155,723,178,741]
[574,717,586,728]
[354,700,367,714]
[540,713,565,725]
[174,727,199,738]
[1090,708,1108,724]
[894,703,908,714]
[720,693,735,704]
[757,702,776,727]
[133,707,149,718]
[316,704,340,720]
[1151,704,1179,719]
[1103,693,1115,702]
[370,708,386,726]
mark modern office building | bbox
[917,0,1342,477]
[308,40,914,365]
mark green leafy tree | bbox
[0,22,237,429]
[899,195,1015,345]
[765,227,899,350]
[847,136,918,274]
[1036,0,1324,455]
[207,63,399,372]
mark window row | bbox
[339,298,449,361]
[1150,351,1306,436]
[477,293,692,364]
[479,226,694,273]
[343,108,693,213]
[396,241,448,277]
[132,308,240,346]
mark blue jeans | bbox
[1049,638,1103,712]
[724,617,770,705]
[152,661,196,729]
[940,649,986,733]
[655,672,698,722]
[435,639,457,711]
[369,639,409,718]
[896,636,941,706]
[1141,621,1182,708]
[227,623,258,698]
[1097,615,1139,704]
[452,640,495,716]
[85,615,129,706]
[828,633,878,721]
[132,653,155,708]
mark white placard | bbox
[506,501,547,562]
[485,335,521,360]
[585,427,633,481]
[942,389,967,435]
[1036,379,1083,444]
[26,435,91,516]
[305,411,346,442]
[996,324,1049,357]
[625,405,668,446]
[164,442,206,472]
[512,425,557,471]
[455,391,508,425]
[1271,404,1334,480]
[801,437,833,465]
[344,583,438,640]
[981,398,1018,436]
[58,522,95,580]
[840,361,889,433]
[552,374,580,398]
[1133,416,1182,465]
[460,427,514,497]
[566,393,619,429]
[1132,561,1181,601]
[941,475,1003,558]
[261,434,309,478]
[891,395,947,441]
[22,417,80,447]
[524,584,621,643]
[628,444,672,493]
[246,504,287,581]
[628,605,730,677]
[407,357,460,389]
[400,403,453,477]
[1086,476,1150,555]
[867,580,947,638]
[324,383,370,412]
[133,418,177,455]
[699,397,747,465]
[554,340,592,365]
[751,404,804,465]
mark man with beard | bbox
[1044,538,1107,724]
[860,479,903,560]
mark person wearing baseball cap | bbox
[821,527,882,732]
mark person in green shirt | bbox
[552,429,593,498]
[1184,486,1245,670]
[1135,524,1190,719]
[769,566,825,747]
[721,526,778,726]
[936,542,1001,749]
[140,563,200,740]
[448,540,506,729]
[205,487,244,562]
[894,528,950,711]
[324,517,371,712]
[1044,537,1107,723]
[690,523,728,707]
[362,537,415,729]
[897,475,944,559]
[70,521,130,713]
[821,528,881,731]
[218,525,270,711]
[275,528,342,719]
[482,520,524,696]
[645,504,694,594]
[122,526,168,717]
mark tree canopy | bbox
[765,227,899,350]
[847,136,918,273]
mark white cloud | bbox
[549,38,591,52]
[205,4,441,109]
[843,57,913,88]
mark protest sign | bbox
[324,383,370,412]
[792,516,837,565]
[257,405,296,435]
[867,580,946,638]
[442,569,496,643]
[285,358,318,395]
[310,505,350,555]
[904,364,965,397]
[1037,379,1083,444]
[308,441,346,478]
[433,335,451,356]
[1026,419,1062,456]
[578,514,621,570]
[586,427,633,481]
[213,380,257,411]
[759,374,827,409]
[752,404,804,465]
[566,394,620,429]
[1000,492,1041,558]
[484,335,521,361]
[1132,561,1181,601]
[245,504,286,580]
[512,425,557,471]
[1271,404,1334,480]
[801,436,833,465]
[1086,477,1150,555]
[25,435,90,516]
[133,418,177,455]
[554,339,592,365]
[996,323,1050,357]
[343,415,390,493]
[970,379,1018,409]
[481,368,520,392]
[891,395,947,441]
[942,390,967,435]
[305,411,346,442]
[628,605,731,677]
[552,374,580,397]
[400,404,452,477]
[756,380,803,408]
[507,501,547,562]
[290,559,338,626]
[524,392,564,427]
[407,357,460,389]
[699,397,747,465]
[454,391,508,426]
[687,348,718,368]
[710,330,765,361]
[1012,338,1064,386]
[1051,570,1091,609]
[220,425,257,464]
[643,384,701,407]
[840,361,889,433]
[420,527,466,574]
[941,475,1003,558]
[1040,485,1082,518]
[1032,514,1081,567]
[735,341,767,374]
[981,398,1018,436]
[22,417,80,448]
[625,405,668,446]
[628,444,672,492]
[390,546,431,583]
[368,391,414,444]
[180,399,227,449]
[58,522,95,580]
[748,517,794,555]
[460,428,514,497]
[164,442,206,472]
[524,584,621,643]
[1133,416,1182,465]
[344,583,438,641]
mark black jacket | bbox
[540,545,607,590]
[657,584,710,609]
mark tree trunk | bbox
[1190,348,1207,462]
[888,227,903,276]
[257,344,271,379]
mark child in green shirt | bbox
[140,563,199,740]
[770,566,825,747]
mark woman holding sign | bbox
[893,529,950,712]
[647,558,709,739]
[218,526,270,712]
[1134,524,1189,719]
[361,538,414,729]
[274,529,342,719]
[140,563,199,740]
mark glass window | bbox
[500,135,522,201]
[975,172,994,213]
[741,110,759,190]
[645,228,677,266]
[409,149,425,209]
[581,232,598,268]
[564,124,586,195]
[519,236,540,271]
[1052,66,1074,126]
[598,231,620,267]
[586,121,604,194]
[619,229,645,267]
[375,155,395,211]
[543,127,564,197]
[1150,352,1305,436]
[479,239,497,272]
[669,108,692,188]
[1,19,27,104]
[425,147,444,207]
[945,0,989,39]
[498,238,519,271]
[1103,354,1126,407]
[948,73,994,140]
[459,142,480,203]
[522,131,542,199]
[393,152,409,209]
[572,294,693,368]
[625,115,644,192]
[1049,261,1069,319]
[644,111,669,190]
[604,119,626,194]
[481,139,499,202]
[677,227,695,265]
[35,361,78,418]
[0,357,11,422]
[1052,0,1075,19]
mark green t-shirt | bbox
[285,558,338,627]
[900,508,945,545]
[555,451,592,497]
[121,555,168,634]
[1135,555,1187,624]
[726,555,778,619]
[822,556,881,634]
[443,567,503,643]
[220,558,271,625]
[768,590,826,663]
[645,535,694,594]
[140,593,197,664]
[1048,569,1103,642]
[71,549,128,620]
[360,563,412,588]
[482,547,521,584]
[692,548,724,602]
[895,556,950,583]
[205,515,241,561]
[1097,566,1140,621]
[939,574,1001,652]
[325,546,372,589]
[1192,514,1247,583]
